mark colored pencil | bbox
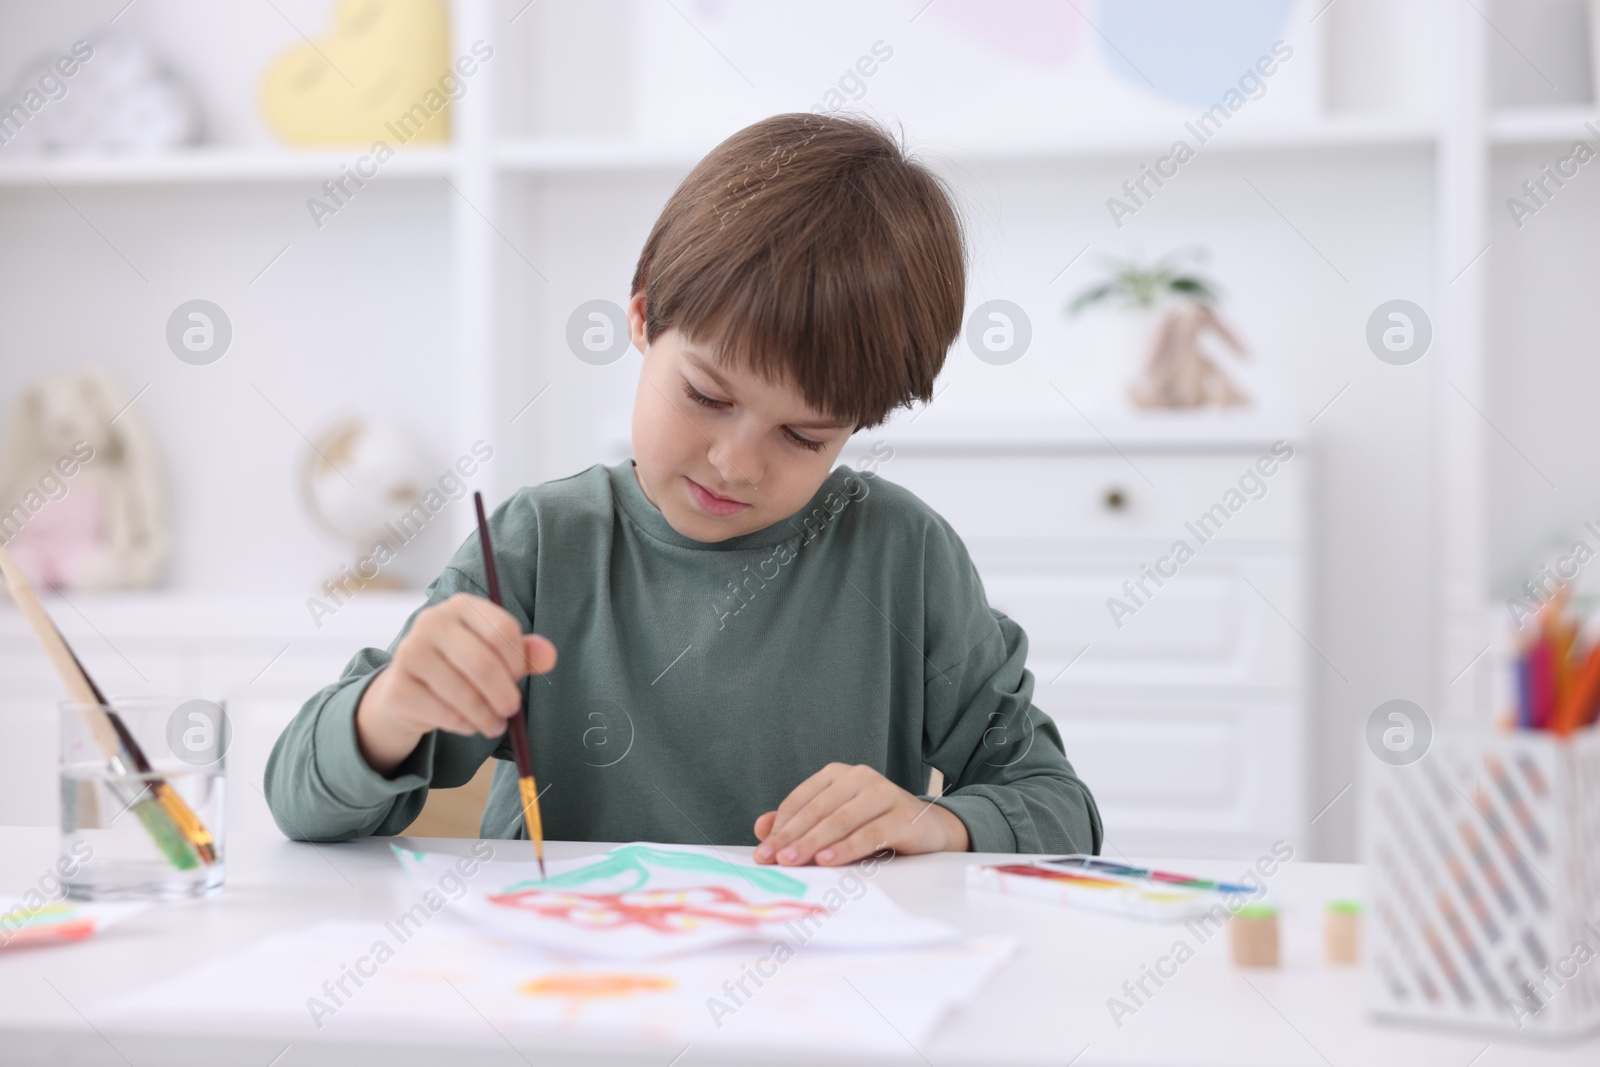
[1530,636,1553,731]
[1515,650,1533,729]
[472,491,546,879]
[1553,640,1600,736]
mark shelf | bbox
[0,145,458,187]
[963,114,1437,161]
[1490,107,1600,145]
[496,136,710,173]
[495,117,1436,175]
[0,116,1438,189]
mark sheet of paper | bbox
[103,918,1014,1056]
[394,841,959,959]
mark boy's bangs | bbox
[632,112,966,431]
[673,246,928,432]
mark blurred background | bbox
[0,0,1594,863]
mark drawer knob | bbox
[1103,487,1128,512]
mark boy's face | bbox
[627,292,855,542]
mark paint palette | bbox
[967,857,1250,921]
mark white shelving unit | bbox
[0,146,459,186]
[2,0,1594,859]
[1488,105,1600,143]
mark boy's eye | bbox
[784,427,825,452]
[682,378,825,452]
[682,381,730,409]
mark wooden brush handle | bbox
[0,546,124,759]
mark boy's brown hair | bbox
[629,112,966,430]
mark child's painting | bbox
[393,842,957,959]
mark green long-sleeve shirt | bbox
[263,459,1102,855]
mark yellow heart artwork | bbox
[260,0,451,146]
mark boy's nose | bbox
[708,432,761,492]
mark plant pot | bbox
[1067,304,1164,415]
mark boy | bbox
[264,112,1102,866]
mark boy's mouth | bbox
[684,477,749,518]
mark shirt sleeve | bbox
[918,517,1104,856]
[262,559,516,844]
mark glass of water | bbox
[59,696,228,900]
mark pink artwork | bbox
[930,0,1082,65]
[488,885,827,934]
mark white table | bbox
[0,827,1594,1066]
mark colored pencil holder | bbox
[1364,723,1600,1037]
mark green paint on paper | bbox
[503,845,808,897]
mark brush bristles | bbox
[131,797,200,871]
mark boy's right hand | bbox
[354,593,558,775]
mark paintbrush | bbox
[0,545,214,870]
[68,639,216,867]
[473,491,546,879]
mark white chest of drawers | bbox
[844,423,1308,860]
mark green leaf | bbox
[1066,248,1223,319]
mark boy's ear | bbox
[627,291,649,355]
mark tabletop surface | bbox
[0,827,1595,1067]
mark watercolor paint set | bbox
[966,855,1252,921]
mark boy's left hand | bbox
[751,763,970,866]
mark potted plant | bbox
[1066,248,1250,410]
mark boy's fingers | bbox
[753,811,776,842]
[410,645,506,737]
[430,705,486,738]
[816,815,900,866]
[767,777,879,863]
[764,779,851,856]
[524,634,558,675]
[448,596,556,680]
[781,789,895,866]
[768,763,846,839]
[452,595,527,677]
[438,619,522,716]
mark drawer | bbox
[874,450,1302,544]
[973,546,1303,690]
[1051,700,1303,838]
